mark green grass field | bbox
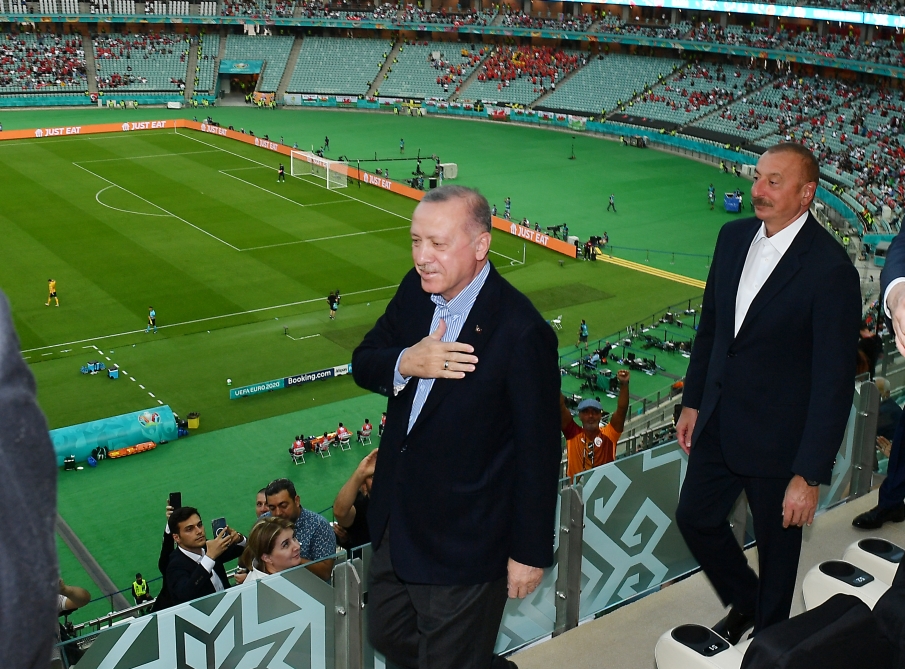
[0,107,730,623]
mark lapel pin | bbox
[475,325,482,333]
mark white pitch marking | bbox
[219,170,351,209]
[60,349,71,353]
[105,356,111,361]
[20,284,398,353]
[72,162,240,251]
[174,128,412,223]
[78,150,221,164]
[286,333,321,341]
[157,400,164,405]
[95,185,172,217]
[139,384,145,389]
[148,392,155,398]
[42,352,53,356]
[130,377,136,381]
[242,225,409,252]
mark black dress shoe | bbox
[712,608,755,645]
[852,503,905,530]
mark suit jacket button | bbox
[727,352,736,358]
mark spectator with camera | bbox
[165,506,246,605]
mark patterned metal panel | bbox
[75,564,334,669]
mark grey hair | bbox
[419,185,492,234]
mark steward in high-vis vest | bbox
[132,574,152,606]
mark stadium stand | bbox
[287,36,387,96]
[0,33,87,92]
[499,9,592,31]
[145,0,190,14]
[627,62,774,126]
[402,6,496,26]
[4,0,27,10]
[460,45,583,106]
[379,41,483,100]
[222,33,294,92]
[691,21,784,49]
[94,32,188,92]
[194,32,219,94]
[542,53,682,115]
[199,0,217,15]
[220,0,297,19]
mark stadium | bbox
[1,0,905,666]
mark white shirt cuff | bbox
[200,555,216,572]
[393,349,410,395]
[884,278,905,318]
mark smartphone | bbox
[169,492,182,509]
[211,517,227,538]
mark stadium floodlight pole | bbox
[569,136,576,161]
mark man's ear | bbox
[474,231,492,261]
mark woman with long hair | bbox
[241,516,302,582]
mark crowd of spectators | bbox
[426,43,484,96]
[475,45,582,94]
[402,5,495,26]
[641,62,771,116]
[94,32,186,90]
[691,22,782,49]
[500,9,593,32]
[220,0,296,18]
[0,33,86,91]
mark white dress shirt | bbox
[177,545,225,592]
[734,211,809,336]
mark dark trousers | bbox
[880,410,905,508]
[676,408,803,635]
[368,531,508,669]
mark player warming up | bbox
[146,306,158,333]
[278,163,285,183]
[45,278,59,306]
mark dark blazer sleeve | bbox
[881,227,905,298]
[793,259,862,482]
[682,225,724,410]
[352,270,421,398]
[0,291,58,669]
[506,316,562,568]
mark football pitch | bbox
[0,113,717,620]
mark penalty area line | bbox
[174,128,413,224]
[72,162,240,251]
[21,284,399,354]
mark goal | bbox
[290,150,348,190]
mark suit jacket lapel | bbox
[407,264,502,438]
[736,215,818,339]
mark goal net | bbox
[290,150,348,190]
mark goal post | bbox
[290,150,348,190]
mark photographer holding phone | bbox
[165,506,246,605]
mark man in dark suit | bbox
[165,506,246,605]
[0,290,58,669]
[675,143,861,644]
[352,185,561,669]
[853,224,905,530]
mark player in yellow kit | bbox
[46,279,59,307]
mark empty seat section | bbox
[379,41,483,100]
[223,33,293,92]
[543,53,681,115]
[287,36,388,95]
